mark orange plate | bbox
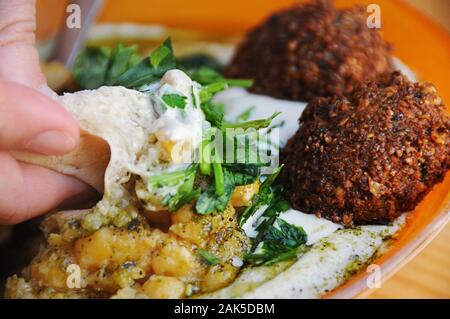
[39,0,450,298]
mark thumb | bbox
[0,79,79,155]
[0,0,46,88]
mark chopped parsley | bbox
[182,64,253,88]
[72,46,112,89]
[161,93,187,109]
[73,38,176,90]
[195,168,236,214]
[246,218,307,266]
[199,82,229,103]
[147,166,194,190]
[106,44,141,85]
[235,106,255,122]
[199,138,212,176]
[161,188,200,213]
[150,44,171,68]
[239,165,284,227]
[197,249,220,265]
[149,165,199,213]
[201,102,225,128]
[237,168,309,267]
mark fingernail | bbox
[26,131,77,155]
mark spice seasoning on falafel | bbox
[281,72,450,225]
[226,0,393,101]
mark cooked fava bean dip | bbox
[6,40,285,298]
[4,0,450,299]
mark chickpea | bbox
[74,227,165,270]
[141,275,185,299]
[169,222,205,247]
[73,227,113,270]
[151,238,203,280]
[30,251,73,290]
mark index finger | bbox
[0,80,79,155]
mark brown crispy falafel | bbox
[226,0,393,101]
[281,72,450,225]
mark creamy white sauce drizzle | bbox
[204,215,405,299]
[152,70,204,151]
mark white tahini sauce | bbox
[151,69,204,150]
[279,210,342,245]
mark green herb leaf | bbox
[266,218,307,248]
[178,54,223,73]
[189,66,223,84]
[195,168,235,214]
[201,102,224,128]
[246,245,304,266]
[222,112,281,130]
[154,165,199,212]
[199,138,212,176]
[259,166,284,194]
[73,39,176,90]
[238,165,284,226]
[212,153,225,196]
[105,44,141,85]
[235,106,255,122]
[223,78,253,87]
[148,169,188,190]
[222,163,261,186]
[113,38,176,89]
[150,45,171,68]
[73,46,111,89]
[197,249,220,265]
[251,194,289,247]
[161,94,187,109]
[162,188,201,213]
[246,218,307,266]
[186,66,253,88]
[200,82,229,103]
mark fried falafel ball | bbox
[226,0,393,101]
[281,72,450,225]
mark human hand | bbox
[0,0,89,224]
